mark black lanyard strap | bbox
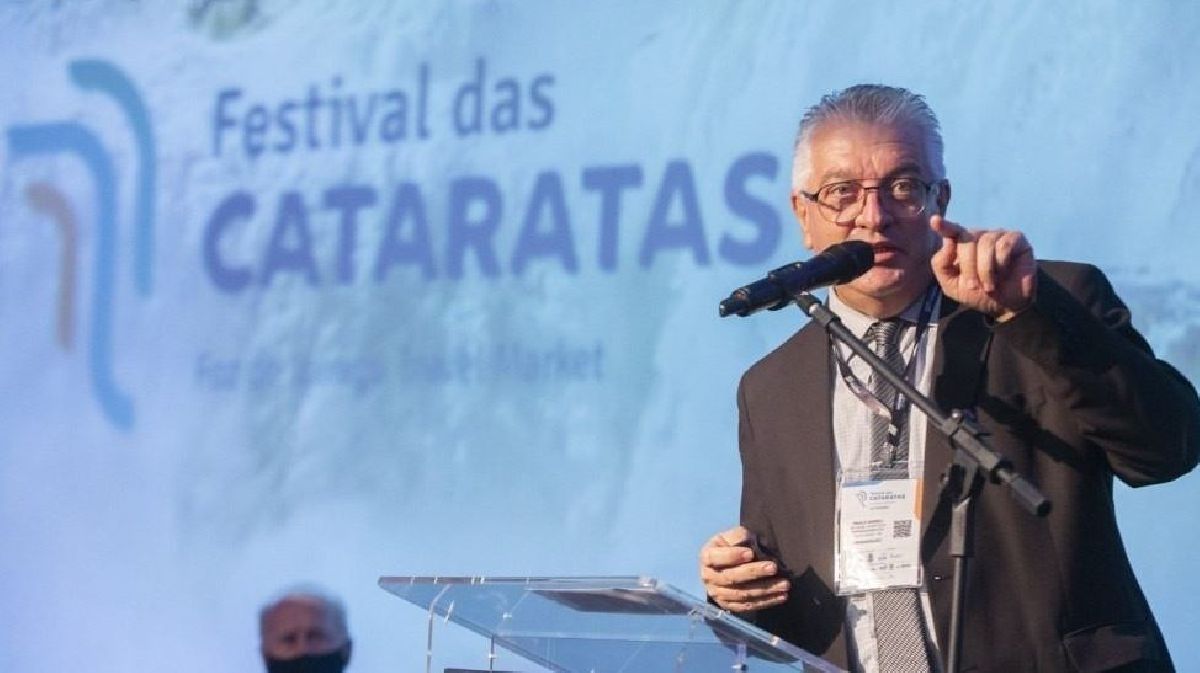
[830,285,940,445]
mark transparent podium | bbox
[379,575,844,673]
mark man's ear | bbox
[791,193,815,251]
[936,180,951,215]
[341,640,353,666]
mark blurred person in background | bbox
[259,586,352,673]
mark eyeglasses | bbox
[799,177,937,225]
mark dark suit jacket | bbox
[736,262,1200,672]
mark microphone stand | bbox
[790,292,1051,673]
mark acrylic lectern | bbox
[379,575,844,673]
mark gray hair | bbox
[791,84,946,192]
[258,585,349,641]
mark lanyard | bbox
[830,285,939,459]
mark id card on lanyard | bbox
[834,464,924,595]
[829,286,938,595]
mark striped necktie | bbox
[865,319,908,468]
[864,318,932,673]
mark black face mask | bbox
[264,648,349,673]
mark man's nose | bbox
[854,187,891,231]
[299,639,326,655]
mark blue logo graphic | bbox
[6,59,155,430]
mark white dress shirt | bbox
[827,286,943,673]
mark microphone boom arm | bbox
[790,291,1049,673]
[791,291,1048,515]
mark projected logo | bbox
[5,59,155,430]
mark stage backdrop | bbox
[3,2,1200,671]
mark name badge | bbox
[834,467,923,595]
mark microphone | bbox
[719,240,874,317]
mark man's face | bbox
[261,598,349,661]
[792,119,949,317]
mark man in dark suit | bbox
[699,84,1200,672]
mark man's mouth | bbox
[871,242,902,263]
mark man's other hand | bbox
[699,525,790,613]
[930,215,1037,322]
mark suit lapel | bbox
[923,296,993,531]
[804,323,838,576]
[774,320,837,578]
[921,296,993,644]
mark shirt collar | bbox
[827,284,939,338]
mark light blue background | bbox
[2,2,1199,671]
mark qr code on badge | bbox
[893,520,913,538]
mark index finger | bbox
[702,544,755,570]
[930,214,967,240]
[701,527,754,568]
